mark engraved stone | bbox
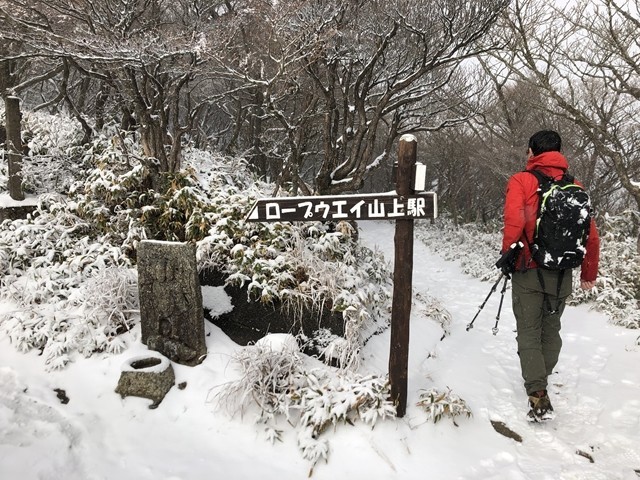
[138,240,207,366]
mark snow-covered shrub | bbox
[295,373,394,473]
[416,388,473,425]
[70,133,215,248]
[417,213,640,329]
[416,216,502,281]
[216,335,306,422]
[0,120,146,369]
[570,211,640,328]
[191,153,392,370]
[1,267,137,370]
[8,109,89,194]
[71,266,139,344]
[2,109,392,371]
[216,339,395,471]
[0,123,216,367]
[416,292,452,339]
[198,205,392,368]
[0,195,136,369]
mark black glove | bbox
[495,242,523,276]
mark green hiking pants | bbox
[511,268,573,396]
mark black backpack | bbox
[527,169,592,270]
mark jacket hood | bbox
[525,151,569,174]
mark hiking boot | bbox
[527,390,555,422]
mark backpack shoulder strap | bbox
[527,169,576,184]
[526,169,553,184]
[521,169,553,263]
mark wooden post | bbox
[389,134,416,417]
[6,96,24,201]
[244,133,435,419]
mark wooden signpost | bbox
[246,135,436,417]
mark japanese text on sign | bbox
[246,193,437,222]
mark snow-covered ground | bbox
[1,220,639,480]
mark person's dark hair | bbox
[528,130,562,156]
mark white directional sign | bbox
[245,192,437,222]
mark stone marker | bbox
[138,240,207,366]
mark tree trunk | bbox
[139,117,174,190]
[140,120,169,173]
[636,201,640,255]
[5,96,24,201]
[249,89,267,177]
[94,82,109,131]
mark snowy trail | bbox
[359,220,640,480]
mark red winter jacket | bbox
[501,151,600,282]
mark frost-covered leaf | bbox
[416,387,473,424]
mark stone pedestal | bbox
[138,240,207,366]
[115,354,175,409]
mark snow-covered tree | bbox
[0,0,228,175]
[487,0,640,217]
[206,0,510,194]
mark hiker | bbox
[500,130,600,422]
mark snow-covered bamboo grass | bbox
[416,215,640,330]
[0,111,391,371]
[212,334,397,472]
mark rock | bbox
[199,267,345,350]
[53,388,69,405]
[490,420,523,443]
[115,353,175,409]
[255,333,300,353]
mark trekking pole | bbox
[466,273,504,332]
[492,275,510,335]
[467,242,522,333]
